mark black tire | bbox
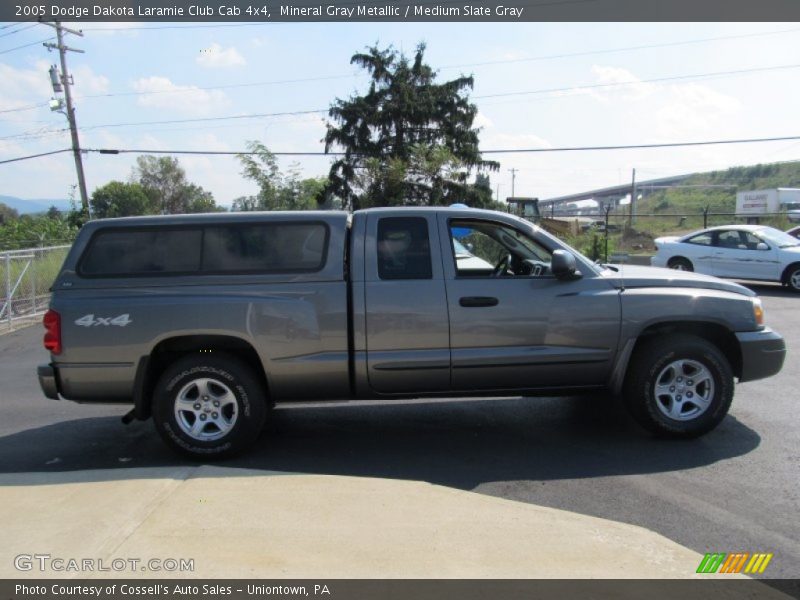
[784,264,800,293]
[623,334,733,438]
[667,257,693,272]
[152,353,267,459]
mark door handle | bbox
[459,296,499,307]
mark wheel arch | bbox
[611,321,742,394]
[780,261,800,286]
[667,256,693,268]
[133,334,270,421]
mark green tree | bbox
[0,202,19,225]
[0,214,77,250]
[132,155,220,214]
[183,184,226,213]
[323,43,499,209]
[235,142,323,211]
[90,181,156,219]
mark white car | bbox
[452,238,494,271]
[651,225,800,292]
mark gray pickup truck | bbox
[38,207,786,458]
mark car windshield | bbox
[756,227,800,248]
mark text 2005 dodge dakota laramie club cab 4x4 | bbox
[38,207,786,457]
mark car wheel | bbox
[785,265,800,293]
[152,353,266,459]
[623,334,733,438]
[667,257,693,271]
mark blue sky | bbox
[1,21,799,206]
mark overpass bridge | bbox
[535,173,697,216]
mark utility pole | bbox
[628,167,636,227]
[508,168,518,198]
[43,22,89,214]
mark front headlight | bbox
[752,298,764,327]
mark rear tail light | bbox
[43,309,62,355]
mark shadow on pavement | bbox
[738,281,797,299]
[0,394,760,489]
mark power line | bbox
[79,134,800,156]
[441,26,800,69]
[47,27,800,103]
[78,109,327,132]
[474,62,800,100]
[81,73,361,100]
[0,23,37,39]
[0,37,54,55]
[6,133,800,166]
[0,148,71,165]
[479,135,800,153]
[58,61,800,133]
[0,102,50,115]
[1,26,796,115]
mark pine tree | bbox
[323,43,499,210]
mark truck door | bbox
[363,213,451,394]
[437,213,621,392]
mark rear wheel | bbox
[667,257,693,271]
[152,353,266,459]
[785,265,800,293]
[623,334,733,438]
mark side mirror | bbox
[551,249,578,280]
[756,242,769,251]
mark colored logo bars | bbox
[696,552,773,574]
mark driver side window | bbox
[449,219,553,278]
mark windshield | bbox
[756,227,800,248]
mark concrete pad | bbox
[0,466,760,580]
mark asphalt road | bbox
[0,282,798,581]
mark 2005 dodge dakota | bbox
[37,207,786,457]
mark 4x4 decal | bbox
[75,314,132,327]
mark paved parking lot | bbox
[0,281,797,580]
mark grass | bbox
[0,247,70,312]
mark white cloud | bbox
[473,112,493,129]
[70,64,110,96]
[0,61,52,121]
[585,65,656,102]
[131,76,230,115]
[482,132,551,151]
[655,82,741,140]
[196,43,246,69]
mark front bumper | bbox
[37,364,60,400]
[736,328,786,383]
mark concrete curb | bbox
[0,466,762,581]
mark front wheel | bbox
[623,334,733,438]
[152,353,267,459]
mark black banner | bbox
[4,0,800,22]
[2,580,800,600]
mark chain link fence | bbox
[552,209,799,263]
[0,245,71,331]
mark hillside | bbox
[0,195,71,215]
[637,160,800,215]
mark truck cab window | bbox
[377,217,433,280]
[449,219,553,278]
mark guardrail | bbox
[1,245,71,331]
